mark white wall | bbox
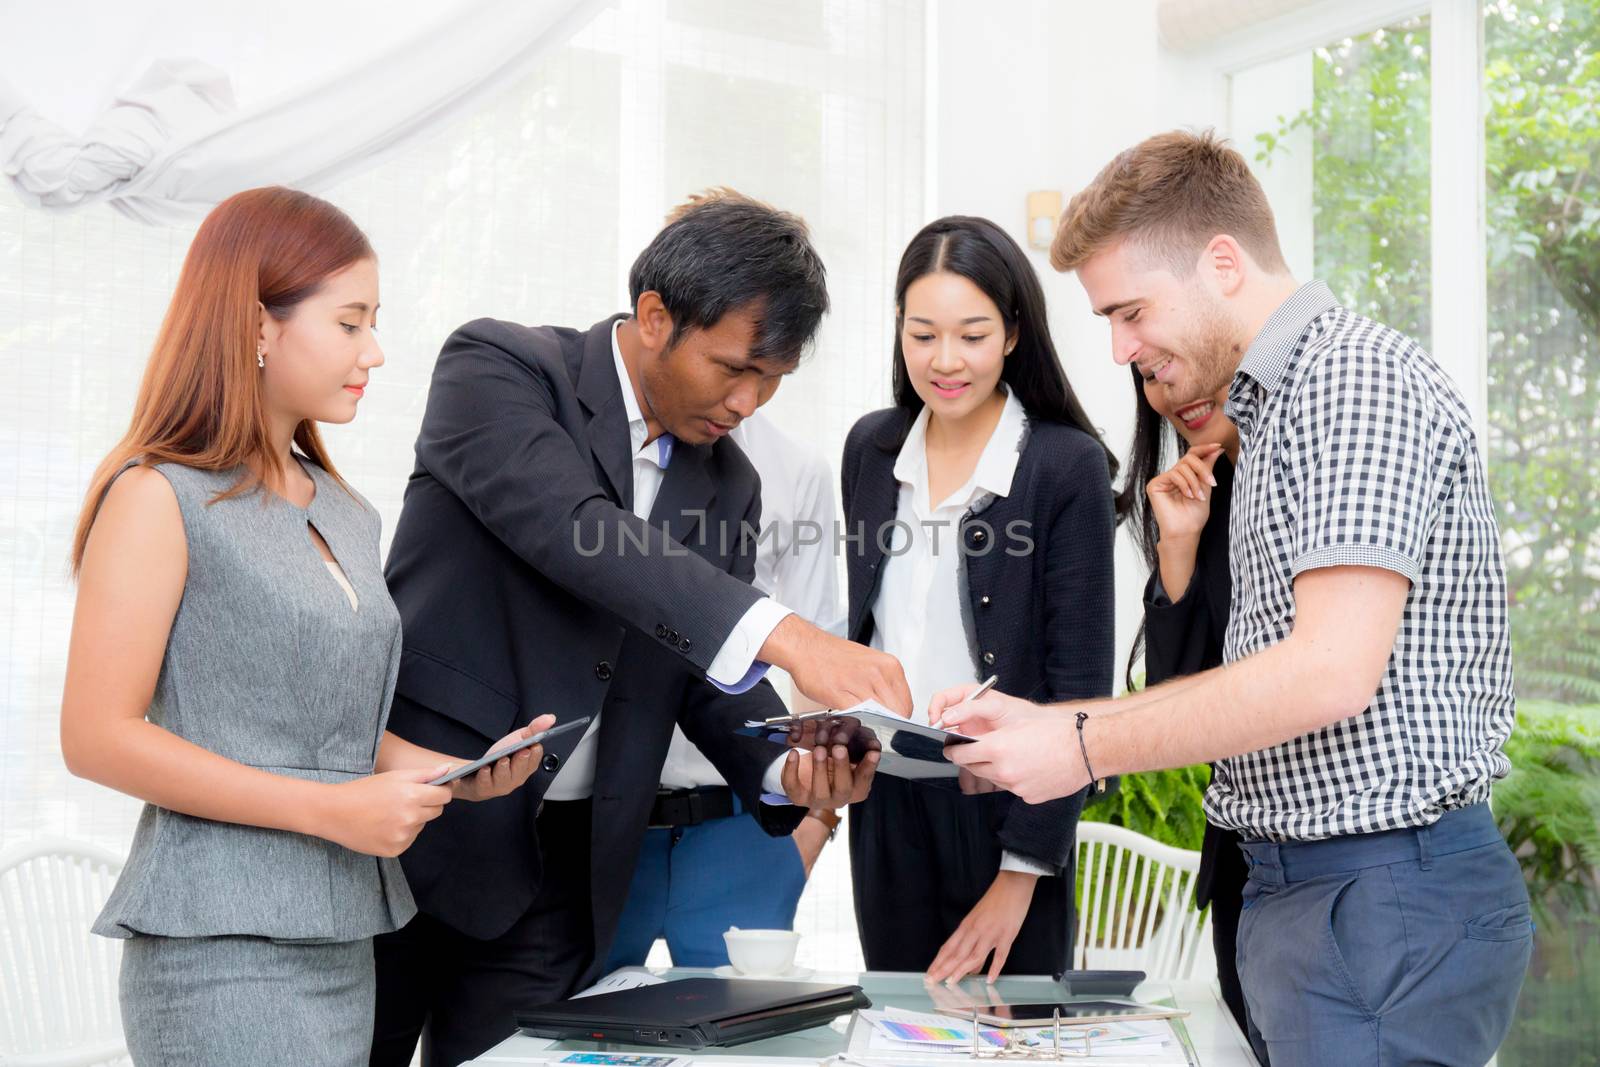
[928,0,1225,687]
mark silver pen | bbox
[936,674,998,730]
[962,674,999,705]
[764,675,999,729]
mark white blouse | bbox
[868,387,1050,878]
[869,387,1025,724]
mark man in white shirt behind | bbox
[605,410,847,968]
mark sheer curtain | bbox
[0,0,924,974]
[0,0,603,222]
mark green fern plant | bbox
[1510,613,1600,705]
[1495,702,1600,924]
[1080,765,1211,853]
[1493,702,1600,1067]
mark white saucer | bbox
[713,964,815,981]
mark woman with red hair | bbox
[60,187,550,1064]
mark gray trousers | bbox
[1235,803,1533,1066]
[120,934,374,1066]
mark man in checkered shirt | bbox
[931,131,1531,1066]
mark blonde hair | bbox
[1050,129,1288,276]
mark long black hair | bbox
[1123,363,1179,690]
[884,216,1123,508]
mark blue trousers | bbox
[605,806,808,970]
[1235,803,1532,1067]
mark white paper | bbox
[570,966,666,999]
[846,1006,1194,1067]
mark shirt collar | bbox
[611,320,674,469]
[1235,279,1339,395]
[893,385,1027,507]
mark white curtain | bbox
[0,0,603,224]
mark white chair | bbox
[1073,822,1214,981]
[0,839,129,1067]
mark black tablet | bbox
[429,717,591,786]
[940,1000,1186,1026]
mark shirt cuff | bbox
[1290,544,1422,585]
[706,597,794,694]
[759,752,792,806]
[999,850,1053,877]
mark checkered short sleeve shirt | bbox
[1205,281,1516,842]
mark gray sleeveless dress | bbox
[93,459,416,1065]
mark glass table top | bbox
[527,969,1193,1062]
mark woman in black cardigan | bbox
[1123,365,1248,1032]
[841,216,1119,982]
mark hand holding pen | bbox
[940,676,1000,795]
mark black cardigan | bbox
[840,406,1116,870]
[1140,455,1239,907]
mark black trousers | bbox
[370,799,595,1067]
[1200,822,1252,1041]
[849,775,1072,975]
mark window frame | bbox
[1195,0,1489,434]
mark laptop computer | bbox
[516,978,871,1050]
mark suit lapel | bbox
[848,447,897,641]
[576,315,634,509]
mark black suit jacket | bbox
[840,406,1115,871]
[1141,455,1242,908]
[383,315,802,964]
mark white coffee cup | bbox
[722,926,800,976]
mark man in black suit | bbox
[370,193,908,1067]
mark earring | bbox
[257,345,265,369]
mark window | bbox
[1219,4,1599,1059]
[1483,2,1600,1060]
[1232,14,1434,345]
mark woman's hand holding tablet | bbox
[431,715,591,795]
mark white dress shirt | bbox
[659,411,845,790]
[869,387,1049,876]
[545,323,793,801]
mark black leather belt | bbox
[647,786,735,828]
